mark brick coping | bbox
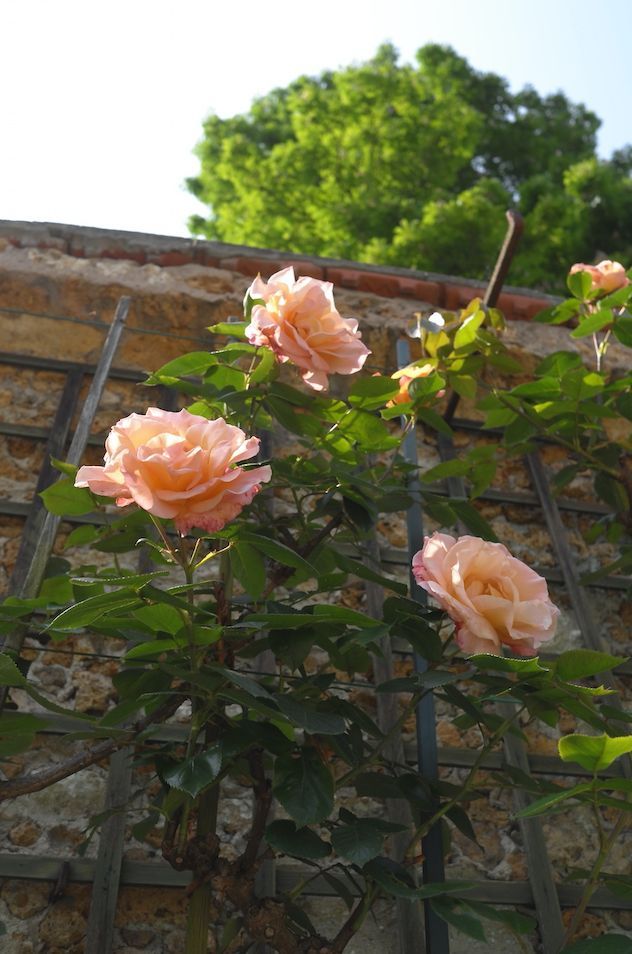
[0,220,559,321]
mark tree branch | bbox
[0,694,183,801]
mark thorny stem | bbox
[337,690,428,787]
[560,800,629,950]
[493,391,622,479]
[330,887,376,953]
[239,747,273,872]
[184,735,221,954]
[183,542,230,953]
[406,704,528,854]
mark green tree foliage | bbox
[187,44,632,290]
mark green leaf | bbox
[208,321,248,337]
[564,936,632,953]
[333,552,407,596]
[555,650,627,681]
[82,571,170,590]
[354,772,406,799]
[536,350,583,376]
[361,857,419,898]
[363,857,472,900]
[312,604,380,629]
[40,478,95,516]
[133,602,183,635]
[239,531,316,578]
[249,346,276,384]
[38,575,74,605]
[212,666,273,699]
[145,352,218,384]
[64,525,100,548]
[50,457,78,477]
[603,877,632,901]
[470,654,548,674]
[230,541,266,599]
[273,748,334,826]
[274,696,346,735]
[332,820,387,865]
[559,733,632,773]
[567,269,593,300]
[594,473,628,512]
[462,900,535,935]
[162,744,222,797]
[413,406,454,437]
[449,374,477,399]
[0,712,48,733]
[515,782,592,819]
[422,458,470,483]
[483,406,517,428]
[0,712,49,756]
[454,307,486,350]
[376,670,462,692]
[47,590,143,631]
[265,819,331,860]
[446,805,479,844]
[430,898,486,942]
[348,375,399,409]
[338,409,399,451]
[124,639,177,660]
[247,612,316,630]
[570,309,614,339]
[0,654,27,686]
[616,393,632,422]
[449,500,497,539]
[613,316,632,347]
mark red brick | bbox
[286,260,325,280]
[355,272,400,296]
[325,267,362,289]
[443,283,485,311]
[219,256,287,278]
[81,246,147,265]
[396,277,443,304]
[34,238,69,253]
[191,248,222,268]
[525,299,552,321]
[151,251,193,268]
[498,292,551,321]
[67,241,86,258]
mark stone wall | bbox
[0,223,630,953]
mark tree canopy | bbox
[187,44,632,290]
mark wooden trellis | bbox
[0,251,631,954]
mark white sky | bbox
[2,0,630,238]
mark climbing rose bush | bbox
[412,532,559,656]
[3,259,631,954]
[75,407,271,534]
[244,266,370,390]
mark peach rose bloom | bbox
[245,266,370,391]
[388,362,442,406]
[569,260,629,294]
[412,533,559,656]
[75,408,271,535]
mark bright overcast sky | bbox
[2,0,630,238]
